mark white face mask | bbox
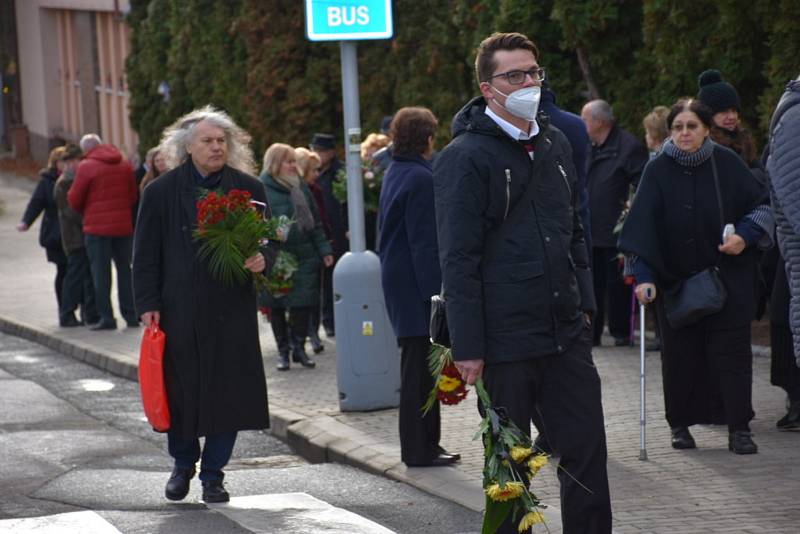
[491,85,541,122]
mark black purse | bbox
[662,149,728,329]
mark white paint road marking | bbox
[0,510,123,533]
[0,494,396,533]
[207,492,397,534]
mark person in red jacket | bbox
[68,134,139,330]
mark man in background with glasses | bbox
[433,32,611,533]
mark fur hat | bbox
[697,70,740,114]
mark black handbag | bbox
[662,149,728,329]
[430,157,545,348]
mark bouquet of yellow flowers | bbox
[424,343,549,533]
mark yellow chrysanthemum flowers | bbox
[485,481,525,502]
[527,454,548,476]
[510,446,533,463]
[518,510,545,532]
[437,374,462,393]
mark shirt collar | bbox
[485,105,540,140]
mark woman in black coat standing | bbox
[619,98,770,455]
[17,146,68,318]
[378,107,459,467]
[133,106,275,503]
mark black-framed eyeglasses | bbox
[488,67,546,85]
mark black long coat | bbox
[133,159,275,440]
[21,167,63,251]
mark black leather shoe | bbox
[202,479,230,503]
[90,320,117,331]
[777,402,800,431]
[60,316,83,327]
[405,453,460,467]
[614,337,629,347]
[671,426,696,449]
[729,431,758,454]
[435,446,461,463]
[645,339,661,352]
[126,319,140,328]
[165,466,195,501]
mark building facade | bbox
[13,0,138,163]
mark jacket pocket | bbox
[483,260,548,333]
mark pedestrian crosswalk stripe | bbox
[0,510,122,533]
[207,492,396,534]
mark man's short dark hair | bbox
[389,107,438,156]
[475,32,539,84]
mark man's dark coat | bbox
[586,124,648,248]
[434,97,595,364]
[133,159,275,440]
[378,153,441,338]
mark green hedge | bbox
[127,0,800,161]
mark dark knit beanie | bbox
[697,70,740,114]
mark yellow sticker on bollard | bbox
[362,321,374,336]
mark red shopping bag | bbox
[138,323,170,431]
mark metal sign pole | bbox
[340,40,365,253]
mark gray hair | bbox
[79,133,102,153]
[586,99,615,124]
[159,105,256,175]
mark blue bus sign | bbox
[305,0,393,41]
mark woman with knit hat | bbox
[696,69,760,170]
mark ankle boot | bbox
[777,401,800,431]
[292,336,316,368]
[309,328,324,354]
[729,430,758,454]
[277,350,290,371]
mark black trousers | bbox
[270,306,311,352]
[398,336,441,464]
[483,329,612,534]
[592,246,631,342]
[60,248,98,323]
[167,430,237,483]
[46,246,67,310]
[656,300,754,432]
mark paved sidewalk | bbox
[2,171,799,533]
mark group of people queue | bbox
[14,29,800,533]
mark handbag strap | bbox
[710,146,726,267]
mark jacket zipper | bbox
[557,162,571,196]
[504,168,511,220]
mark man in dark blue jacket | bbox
[434,32,611,533]
[581,100,648,346]
[379,107,459,467]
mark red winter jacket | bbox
[68,145,138,237]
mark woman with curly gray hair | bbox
[133,105,276,504]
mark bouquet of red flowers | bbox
[422,344,469,412]
[194,189,287,290]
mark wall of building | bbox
[14,0,134,163]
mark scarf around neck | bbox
[274,173,315,234]
[662,137,714,167]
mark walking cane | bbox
[639,288,652,461]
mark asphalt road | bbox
[0,331,482,533]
